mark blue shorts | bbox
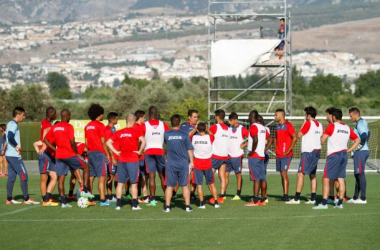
[166,169,189,187]
[117,162,139,184]
[139,159,148,176]
[298,150,320,175]
[226,157,243,174]
[6,156,28,181]
[108,161,117,175]
[145,155,166,174]
[276,157,292,172]
[353,150,369,175]
[88,151,108,177]
[192,168,214,185]
[38,152,56,174]
[324,151,348,179]
[248,158,266,181]
[212,158,227,170]
[56,156,86,177]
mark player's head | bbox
[12,106,26,123]
[249,110,259,124]
[257,115,265,125]
[126,114,136,127]
[0,124,6,133]
[349,107,361,122]
[60,109,71,122]
[187,110,199,125]
[197,122,207,134]
[325,107,335,123]
[228,112,239,127]
[280,18,285,25]
[46,106,57,121]
[274,109,285,122]
[304,106,317,119]
[331,109,343,122]
[171,114,181,128]
[87,104,104,121]
[148,106,158,120]
[214,109,225,122]
[107,112,119,124]
[134,110,146,124]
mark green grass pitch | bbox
[0,173,379,250]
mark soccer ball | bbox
[77,197,89,208]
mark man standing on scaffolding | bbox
[275,18,288,60]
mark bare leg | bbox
[322,178,330,200]
[107,174,115,196]
[280,171,289,195]
[98,176,106,200]
[261,181,267,198]
[116,183,124,199]
[296,172,304,193]
[197,185,204,202]
[58,176,66,197]
[149,172,156,198]
[236,173,242,193]
[310,174,317,194]
[131,183,138,199]
[46,171,58,194]
[209,183,218,200]
[158,173,166,192]
[182,185,190,206]
[40,174,48,197]
[165,186,173,207]
[219,164,227,195]
[89,177,95,194]
[225,172,230,192]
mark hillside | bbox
[0,0,137,24]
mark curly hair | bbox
[87,104,104,121]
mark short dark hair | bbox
[257,115,265,125]
[188,110,198,117]
[325,107,336,114]
[214,109,225,120]
[13,106,25,118]
[197,122,206,132]
[331,109,343,121]
[280,18,285,22]
[134,110,145,121]
[249,110,259,121]
[304,106,317,118]
[149,106,158,118]
[170,114,181,127]
[349,107,360,115]
[229,112,238,120]
[87,104,104,121]
[275,109,285,114]
[0,124,6,131]
[45,106,56,116]
[107,112,119,122]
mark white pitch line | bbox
[0,212,378,222]
[0,206,38,217]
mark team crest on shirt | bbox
[153,125,158,129]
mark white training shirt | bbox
[301,120,323,153]
[144,120,165,151]
[324,122,358,156]
[192,134,213,159]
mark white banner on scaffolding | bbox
[211,39,281,77]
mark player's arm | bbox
[189,123,198,137]
[240,127,249,149]
[348,138,361,153]
[284,133,297,156]
[7,126,21,154]
[70,139,79,155]
[33,140,46,155]
[42,127,51,140]
[188,149,194,169]
[265,136,273,152]
[100,137,110,161]
[1,141,6,155]
[106,139,120,156]
[357,123,369,147]
[134,136,146,155]
[43,137,56,151]
[320,134,328,145]
[248,135,258,156]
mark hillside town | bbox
[1,14,380,93]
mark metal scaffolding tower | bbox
[207,0,292,121]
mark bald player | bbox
[107,114,146,211]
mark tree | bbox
[52,88,73,100]
[152,68,160,80]
[168,77,183,89]
[121,74,132,85]
[308,74,343,96]
[292,66,308,95]
[46,72,70,94]
[7,84,51,121]
[355,69,380,98]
